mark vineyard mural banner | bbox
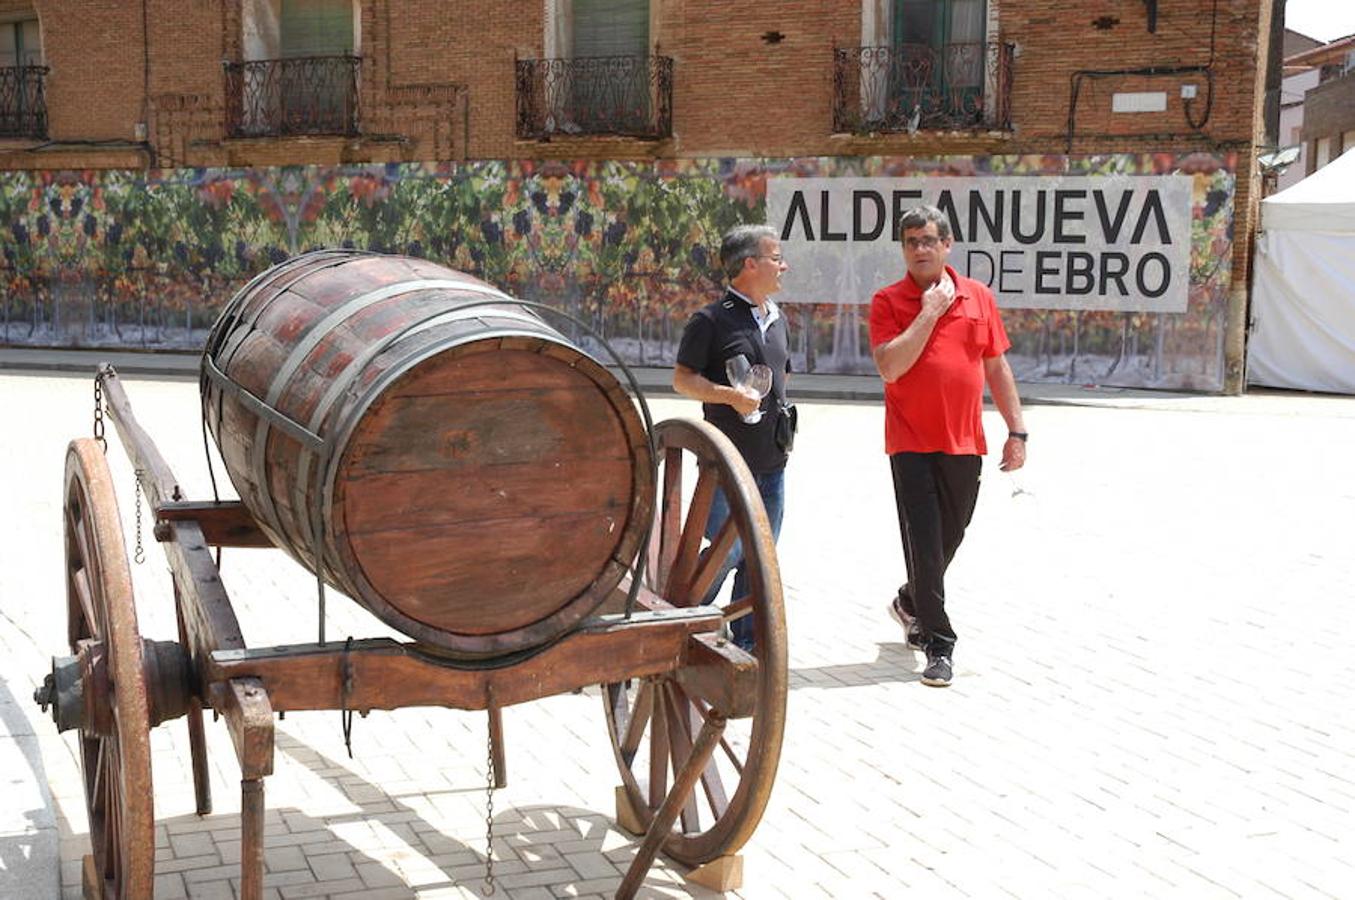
[0,152,1235,390]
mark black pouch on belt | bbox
[774,402,798,453]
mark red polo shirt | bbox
[868,266,1011,456]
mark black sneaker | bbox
[921,655,953,687]
[888,600,926,650]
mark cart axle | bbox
[36,638,194,735]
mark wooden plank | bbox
[219,677,274,779]
[346,511,630,630]
[672,632,759,720]
[163,521,247,659]
[339,456,635,534]
[155,501,273,548]
[98,368,182,509]
[389,347,594,395]
[206,607,723,712]
[342,388,630,473]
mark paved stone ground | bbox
[3,369,1355,899]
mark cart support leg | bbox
[240,778,265,900]
[221,678,273,900]
[187,702,212,815]
[616,712,726,900]
[176,589,213,815]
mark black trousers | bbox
[890,452,982,656]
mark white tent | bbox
[1247,147,1355,393]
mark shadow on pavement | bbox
[0,677,59,900]
[789,642,924,688]
[133,728,717,897]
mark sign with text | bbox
[767,175,1195,311]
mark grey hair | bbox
[720,224,779,280]
[898,205,951,241]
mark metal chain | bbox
[133,469,146,565]
[482,714,497,896]
[92,375,106,453]
[340,636,355,758]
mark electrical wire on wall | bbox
[1064,0,1219,152]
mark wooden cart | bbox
[36,355,786,898]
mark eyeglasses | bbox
[757,254,785,263]
[903,236,943,251]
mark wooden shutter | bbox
[281,0,353,58]
[573,0,648,59]
[2,19,41,67]
[892,0,943,48]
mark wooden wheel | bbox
[64,439,155,899]
[604,418,787,865]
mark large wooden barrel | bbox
[201,250,653,657]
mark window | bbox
[1,17,45,138]
[280,0,353,58]
[890,0,986,119]
[232,0,359,136]
[0,18,40,67]
[526,0,664,137]
[570,0,652,131]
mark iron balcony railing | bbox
[0,65,49,138]
[832,42,1014,134]
[516,54,673,140]
[224,55,360,138]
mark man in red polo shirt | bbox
[869,205,1027,687]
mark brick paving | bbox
[3,369,1355,899]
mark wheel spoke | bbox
[664,466,719,605]
[618,680,655,766]
[683,642,748,775]
[70,567,98,641]
[92,740,108,811]
[655,447,684,590]
[68,519,104,636]
[671,683,730,818]
[647,684,670,811]
[663,684,701,834]
[685,518,736,606]
[723,594,754,624]
[107,744,121,885]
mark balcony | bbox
[832,43,1014,135]
[0,65,48,138]
[516,55,673,140]
[224,55,359,138]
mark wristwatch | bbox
[1009,431,1028,442]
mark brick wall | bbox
[1303,73,1355,146]
[2,0,1271,165]
[0,0,1274,390]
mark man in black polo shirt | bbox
[674,224,793,650]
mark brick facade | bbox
[0,0,1275,390]
[1302,72,1355,163]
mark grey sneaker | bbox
[888,600,926,650]
[921,655,953,687]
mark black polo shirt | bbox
[676,289,792,474]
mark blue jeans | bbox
[701,468,785,647]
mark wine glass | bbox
[726,355,772,424]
